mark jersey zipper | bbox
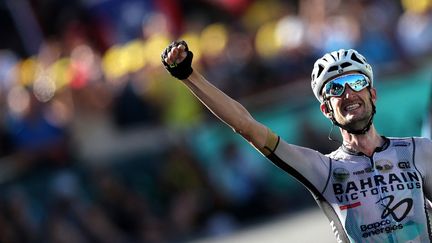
[368,153,399,242]
[368,155,387,208]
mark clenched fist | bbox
[161,40,194,80]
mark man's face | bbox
[320,76,376,132]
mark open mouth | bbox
[344,103,361,111]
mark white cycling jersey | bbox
[261,131,432,243]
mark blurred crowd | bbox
[0,0,432,242]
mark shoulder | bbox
[386,136,413,143]
[412,136,432,144]
[410,137,432,177]
[386,136,432,161]
[385,136,432,150]
[385,136,421,147]
[263,131,329,163]
[388,136,432,147]
[412,136,432,151]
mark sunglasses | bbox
[323,74,370,98]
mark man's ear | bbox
[370,87,377,103]
[320,102,333,119]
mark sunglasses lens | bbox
[350,77,368,91]
[326,82,345,96]
[324,74,369,97]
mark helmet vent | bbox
[351,52,364,64]
[340,62,352,68]
[317,64,324,77]
[328,66,338,72]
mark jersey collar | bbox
[341,136,390,156]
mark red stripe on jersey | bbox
[340,202,361,210]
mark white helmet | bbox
[311,49,373,102]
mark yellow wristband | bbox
[261,128,279,156]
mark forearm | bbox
[182,71,266,147]
[161,40,267,149]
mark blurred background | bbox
[0,0,431,242]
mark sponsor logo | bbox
[397,161,411,169]
[353,167,374,175]
[393,141,410,147]
[361,220,403,238]
[377,195,413,222]
[361,219,392,231]
[375,160,393,172]
[333,168,350,182]
[360,196,412,238]
[333,171,421,203]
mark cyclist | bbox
[161,40,432,242]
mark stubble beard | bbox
[335,102,373,132]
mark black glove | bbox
[161,40,194,80]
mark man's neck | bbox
[340,125,384,157]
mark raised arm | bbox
[161,40,269,152]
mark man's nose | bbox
[342,84,355,99]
